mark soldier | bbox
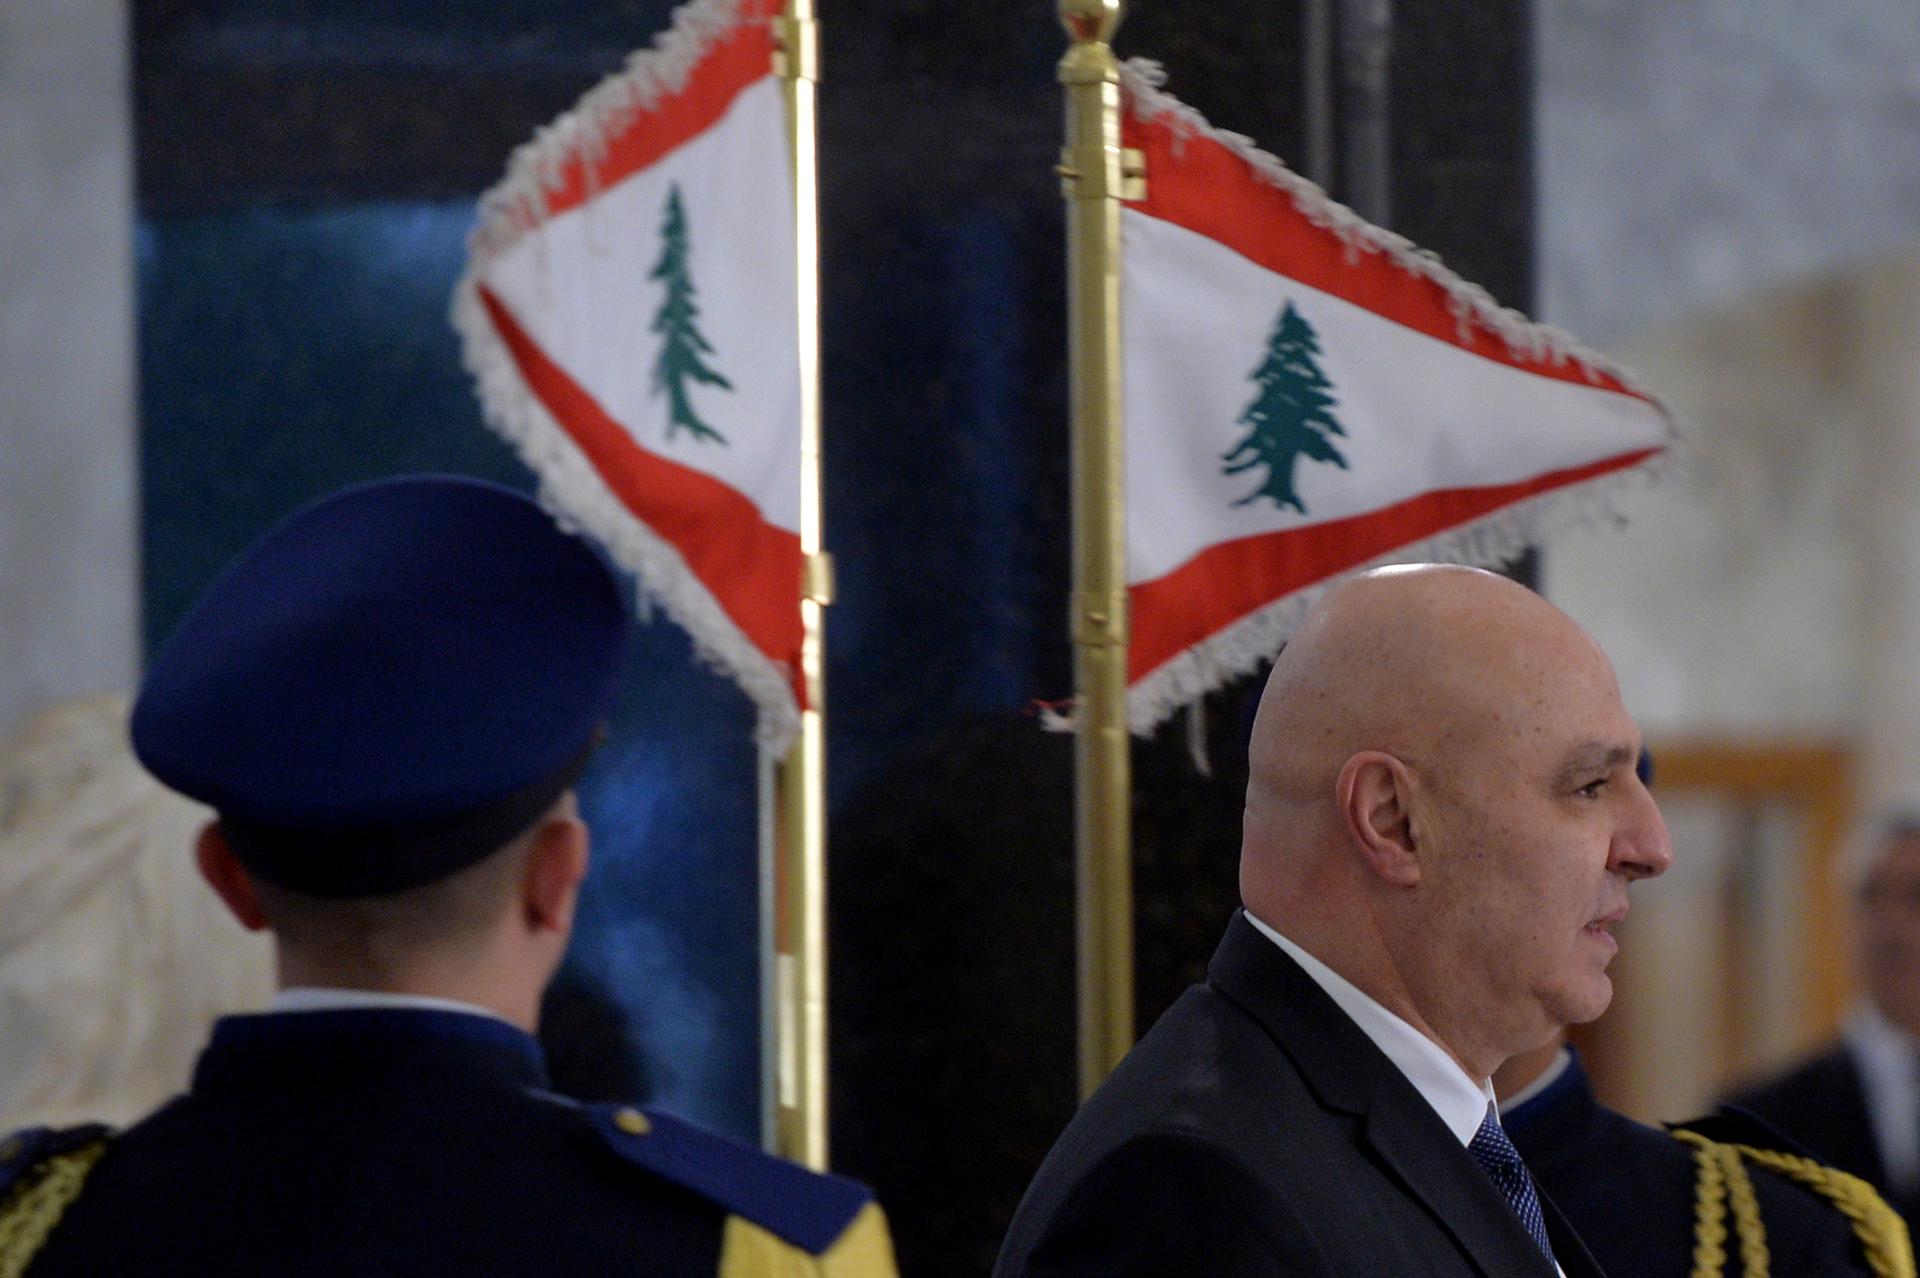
[1497,1036,1907,1277]
[0,475,894,1277]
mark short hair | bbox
[250,823,541,965]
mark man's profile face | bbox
[1856,832,1920,1037]
[1411,641,1671,1054]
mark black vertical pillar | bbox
[827,3,1533,1275]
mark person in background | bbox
[1727,815,1920,1230]
[0,475,894,1278]
[996,564,1670,1278]
[1497,1032,1903,1276]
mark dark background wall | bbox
[134,0,1530,1270]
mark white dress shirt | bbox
[270,987,515,1026]
[1845,1001,1920,1193]
[1245,912,1494,1142]
[1245,912,1566,1275]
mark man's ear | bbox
[522,810,590,936]
[195,822,271,931]
[1336,752,1422,887]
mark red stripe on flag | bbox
[1127,448,1661,685]
[478,284,804,704]
[539,0,780,222]
[1122,104,1642,402]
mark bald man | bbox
[995,565,1672,1278]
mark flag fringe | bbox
[450,0,799,754]
[450,278,801,757]
[1120,60,1675,408]
[466,0,763,263]
[1124,450,1676,736]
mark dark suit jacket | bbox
[995,912,1605,1277]
[14,1007,877,1276]
[1508,1051,1871,1276]
[1726,1042,1920,1226]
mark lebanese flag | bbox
[1119,62,1677,733]
[453,0,802,747]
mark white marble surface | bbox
[0,0,140,740]
[1538,0,1920,806]
[1852,258,1920,810]
[1545,247,1920,812]
[1538,0,1920,344]
[1544,278,1873,741]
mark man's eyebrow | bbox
[1554,743,1636,785]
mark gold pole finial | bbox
[1059,0,1122,47]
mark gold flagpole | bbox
[1058,0,1140,1099]
[774,0,831,1169]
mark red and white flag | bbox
[1119,62,1678,733]
[454,0,802,747]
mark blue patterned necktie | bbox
[1468,1103,1556,1263]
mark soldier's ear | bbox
[1337,751,1422,887]
[195,822,270,931]
[521,804,590,936]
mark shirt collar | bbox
[1845,1000,1920,1190]
[272,986,517,1026]
[1245,911,1495,1146]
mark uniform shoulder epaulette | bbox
[585,1105,886,1261]
[1666,1110,1915,1278]
[1675,1107,1823,1158]
[0,1123,112,1275]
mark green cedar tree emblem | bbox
[649,183,732,445]
[1221,300,1349,512]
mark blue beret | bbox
[131,475,630,897]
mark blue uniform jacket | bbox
[0,1007,890,1276]
[1505,1050,1877,1277]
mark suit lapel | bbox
[1360,1093,1562,1278]
[1541,1191,1609,1278]
[1207,912,1562,1278]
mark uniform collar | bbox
[196,1005,548,1096]
[1498,1046,1577,1118]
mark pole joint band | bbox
[773,14,820,82]
[802,551,835,606]
[1057,146,1145,201]
[1072,592,1130,645]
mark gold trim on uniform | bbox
[0,1138,109,1278]
[1674,1128,1916,1278]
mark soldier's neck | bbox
[274,948,546,1033]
